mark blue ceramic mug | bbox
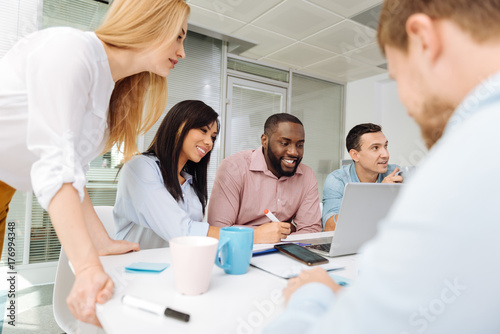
[215,226,254,275]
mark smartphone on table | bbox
[274,243,329,266]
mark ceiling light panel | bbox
[188,0,284,22]
[308,0,382,18]
[303,20,376,54]
[189,4,246,34]
[265,42,335,68]
[345,42,385,66]
[236,25,295,59]
[305,55,368,77]
[252,0,343,40]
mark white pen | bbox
[264,209,297,228]
[264,209,279,222]
[122,294,190,322]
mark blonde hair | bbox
[378,0,500,54]
[95,0,190,161]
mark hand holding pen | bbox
[264,209,297,232]
[248,209,292,243]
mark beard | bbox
[266,145,302,177]
[413,98,456,149]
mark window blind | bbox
[291,74,344,200]
[28,187,117,264]
[0,0,40,265]
[42,0,109,31]
[0,0,40,58]
[141,31,223,198]
[227,83,284,156]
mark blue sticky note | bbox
[125,262,170,273]
[330,274,352,287]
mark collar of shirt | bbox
[152,155,193,186]
[445,70,500,136]
[180,170,193,186]
[248,146,304,180]
[347,162,385,183]
[348,163,360,182]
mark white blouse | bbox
[0,27,114,209]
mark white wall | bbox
[345,73,428,167]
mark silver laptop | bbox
[307,183,403,257]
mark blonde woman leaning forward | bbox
[0,0,190,327]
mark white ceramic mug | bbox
[169,236,218,295]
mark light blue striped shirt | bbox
[114,155,209,249]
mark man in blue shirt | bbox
[322,123,401,231]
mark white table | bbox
[96,232,357,334]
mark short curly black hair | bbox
[264,113,303,136]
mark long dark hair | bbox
[144,100,219,213]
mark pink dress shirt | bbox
[207,147,322,233]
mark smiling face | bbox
[143,19,188,77]
[350,131,390,177]
[261,121,305,178]
[179,121,218,166]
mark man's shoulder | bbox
[323,165,352,191]
[329,164,352,179]
[296,162,315,177]
[222,149,254,167]
[286,163,317,188]
[217,150,255,179]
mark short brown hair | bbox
[377,0,500,53]
[346,123,382,152]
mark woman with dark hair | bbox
[114,100,220,249]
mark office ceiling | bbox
[186,0,387,83]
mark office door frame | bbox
[224,76,287,158]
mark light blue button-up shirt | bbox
[114,155,209,249]
[322,163,398,226]
[265,72,500,334]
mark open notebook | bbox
[250,251,343,278]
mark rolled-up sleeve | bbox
[26,34,97,210]
[322,173,345,226]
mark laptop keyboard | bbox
[308,243,331,252]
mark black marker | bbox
[122,294,190,322]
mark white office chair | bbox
[53,206,115,334]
